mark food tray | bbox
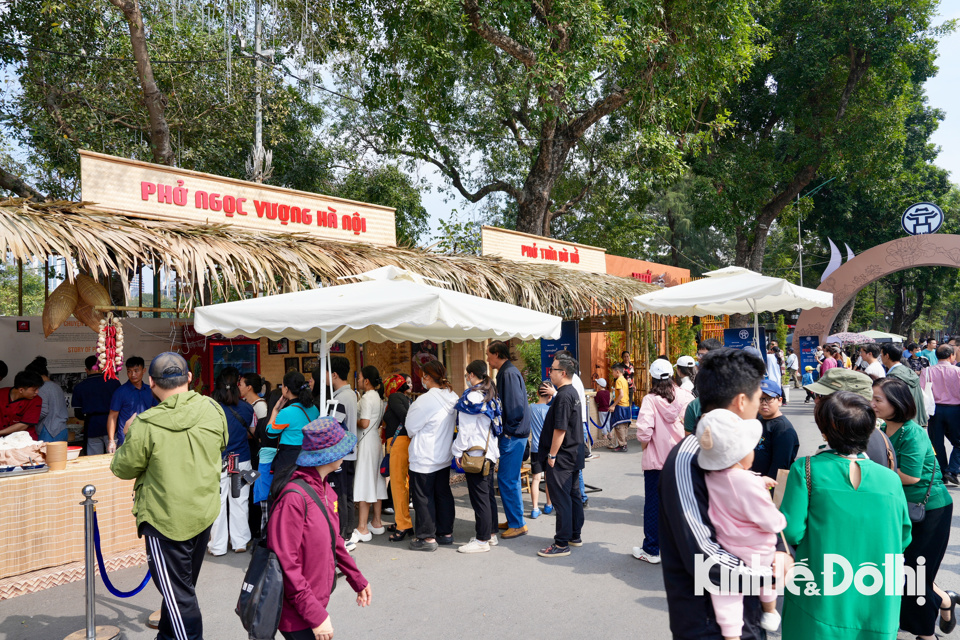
[0,465,50,478]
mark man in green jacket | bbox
[880,343,928,427]
[111,352,227,640]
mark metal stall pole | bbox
[65,486,120,640]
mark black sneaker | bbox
[538,543,571,558]
[409,538,438,552]
[569,538,583,547]
[437,534,454,546]
[615,445,628,452]
[945,473,959,486]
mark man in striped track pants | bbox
[112,352,228,640]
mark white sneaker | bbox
[760,611,781,631]
[383,507,395,514]
[632,547,661,564]
[489,534,499,547]
[368,524,386,535]
[345,540,357,552]
[457,539,490,554]
[348,529,372,545]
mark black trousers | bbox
[410,467,455,540]
[928,405,960,475]
[328,460,356,538]
[142,522,211,640]
[545,464,584,546]
[901,502,954,635]
[465,468,497,541]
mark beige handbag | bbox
[461,427,492,476]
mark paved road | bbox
[3,397,959,639]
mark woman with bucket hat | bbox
[268,416,372,640]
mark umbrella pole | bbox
[749,299,760,349]
[319,329,327,414]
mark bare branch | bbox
[463,0,537,67]
[0,166,45,201]
[107,0,174,165]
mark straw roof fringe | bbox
[0,199,656,317]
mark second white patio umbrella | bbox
[630,266,834,347]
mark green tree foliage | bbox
[328,0,761,239]
[335,165,430,245]
[692,0,949,272]
[515,340,542,401]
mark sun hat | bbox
[149,352,188,379]
[805,365,814,372]
[760,379,782,398]
[595,378,607,388]
[295,416,358,467]
[804,367,872,402]
[649,359,674,380]
[696,409,763,471]
[676,355,696,368]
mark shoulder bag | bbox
[461,423,493,476]
[922,367,937,419]
[236,479,338,640]
[909,457,938,523]
[380,432,399,478]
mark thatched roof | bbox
[0,199,656,317]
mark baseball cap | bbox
[696,409,763,471]
[804,367,872,401]
[649,359,674,380]
[676,355,696,368]
[743,346,764,361]
[760,379,782,398]
[149,352,189,380]
[805,365,814,372]
[595,378,607,388]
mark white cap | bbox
[595,378,607,388]
[695,409,763,471]
[649,359,674,380]
[676,355,696,368]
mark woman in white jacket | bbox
[452,360,502,554]
[405,359,458,552]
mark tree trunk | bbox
[0,166,45,200]
[109,0,174,166]
[831,297,855,334]
[889,275,924,336]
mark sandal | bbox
[389,528,414,542]
[386,523,398,533]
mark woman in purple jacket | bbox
[268,416,373,639]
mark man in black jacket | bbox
[660,347,791,640]
[488,340,531,539]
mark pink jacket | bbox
[635,387,694,471]
[267,468,368,632]
[705,467,786,567]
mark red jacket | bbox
[267,467,368,632]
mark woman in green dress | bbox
[780,391,912,640]
[872,377,956,639]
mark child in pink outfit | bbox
[696,408,786,639]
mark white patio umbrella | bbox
[861,330,907,343]
[194,266,562,411]
[630,266,834,347]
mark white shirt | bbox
[451,390,501,464]
[680,377,695,392]
[405,387,458,473]
[864,360,886,379]
[332,384,359,461]
[572,373,587,424]
[765,354,781,383]
[786,353,798,371]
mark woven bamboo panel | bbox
[0,455,140,581]
[0,548,146,601]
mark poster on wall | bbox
[209,340,260,382]
[798,336,820,379]
[410,341,440,393]
[541,320,580,379]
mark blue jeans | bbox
[497,435,526,529]
[642,470,661,555]
[39,427,68,442]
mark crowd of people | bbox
[95,329,960,640]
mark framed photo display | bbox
[268,338,289,355]
[294,339,310,354]
[283,357,299,373]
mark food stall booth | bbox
[0,152,656,600]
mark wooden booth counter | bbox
[0,455,142,599]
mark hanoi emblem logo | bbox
[739,330,750,340]
[902,202,944,236]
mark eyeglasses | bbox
[759,397,779,404]
[550,367,564,372]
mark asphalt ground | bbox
[2,394,960,640]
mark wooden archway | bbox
[793,234,960,351]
